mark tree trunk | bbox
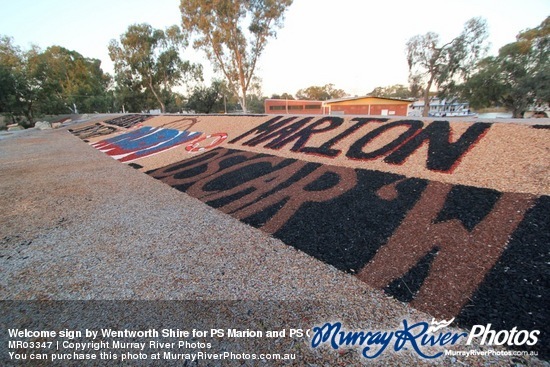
[510,98,526,118]
[512,108,523,118]
[422,78,433,117]
[25,102,34,125]
[148,76,165,113]
[240,88,247,113]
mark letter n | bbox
[384,121,491,172]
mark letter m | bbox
[228,116,297,146]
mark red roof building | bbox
[265,96,411,116]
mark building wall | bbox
[265,98,410,116]
[329,104,408,116]
[324,97,410,116]
[329,97,408,106]
[265,99,323,114]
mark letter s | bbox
[527,330,540,346]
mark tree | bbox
[270,92,294,100]
[0,36,38,124]
[406,17,489,116]
[245,79,266,113]
[0,37,18,112]
[1,36,113,124]
[111,68,147,113]
[164,91,187,113]
[461,17,549,117]
[109,23,202,113]
[0,37,21,117]
[28,46,112,115]
[295,83,347,100]
[186,80,226,113]
[369,84,417,99]
[180,0,293,113]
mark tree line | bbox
[1,0,547,126]
[0,39,113,125]
[273,16,548,118]
[405,16,549,118]
[1,0,294,126]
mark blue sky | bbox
[1,0,548,96]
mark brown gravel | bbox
[0,123,548,366]
[77,114,549,195]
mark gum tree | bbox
[0,36,39,124]
[369,84,418,99]
[109,23,202,113]
[406,17,489,116]
[1,36,112,123]
[296,83,347,101]
[180,0,293,112]
[29,46,112,114]
[461,17,549,117]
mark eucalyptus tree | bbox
[0,36,38,123]
[186,80,227,113]
[1,36,111,123]
[461,17,549,117]
[180,0,293,113]
[109,23,202,113]
[295,83,347,101]
[406,17,489,116]
[29,46,111,114]
[369,84,417,100]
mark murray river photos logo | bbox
[310,318,540,359]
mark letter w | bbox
[358,181,534,318]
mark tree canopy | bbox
[270,92,294,100]
[108,23,202,113]
[295,83,347,101]
[180,0,293,112]
[369,84,418,100]
[1,36,112,124]
[406,17,488,116]
[186,80,228,113]
[30,46,112,115]
[0,36,32,122]
[461,16,549,117]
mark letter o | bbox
[186,133,228,153]
[494,330,509,345]
[513,330,529,345]
[346,120,423,160]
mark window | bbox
[305,105,321,109]
[269,106,286,110]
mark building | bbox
[264,96,411,116]
[322,96,411,116]
[408,98,475,117]
[264,99,323,114]
[523,103,549,118]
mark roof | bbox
[323,95,413,104]
[411,98,470,107]
[264,98,323,103]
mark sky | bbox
[1,0,549,97]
